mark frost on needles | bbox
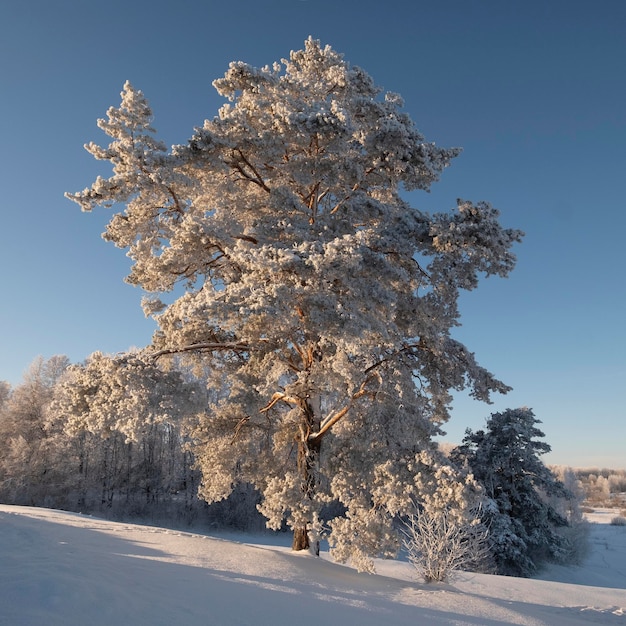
[66,37,523,572]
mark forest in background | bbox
[0,356,262,529]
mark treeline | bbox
[0,356,263,529]
[573,468,626,505]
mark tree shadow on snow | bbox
[0,509,622,626]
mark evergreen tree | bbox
[452,408,572,576]
[66,39,522,570]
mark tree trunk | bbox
[291,396,321,553]
[292,526,310,551]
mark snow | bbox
[1,505,624,625]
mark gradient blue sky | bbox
[1,0,624,468]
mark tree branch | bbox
[364,343,423,374]
[308,373,381,443]
[259,392,300,413]
[229,149,271,193]
[150,341,252,360]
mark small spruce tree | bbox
[452,408,572,576]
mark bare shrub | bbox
[401,506,491,583]
[610,516,626,526]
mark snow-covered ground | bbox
[0,505,624,625]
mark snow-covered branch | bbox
[150,341,252,360]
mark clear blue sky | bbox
[1,0,624,469]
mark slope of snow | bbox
[0,505,624,626]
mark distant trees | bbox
[0,381,9,410]
[0,356,69,506]
[0,355,204,521]
[577,470,625,504]
[49,351,205,517]
[66,38,522,568]
[571,467,626,528]
[452,408,575,576]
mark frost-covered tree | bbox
[66,38,522,569]
[547,465,589,564]
[52,351,203,444]
[452,408,572,576]
[0,356,70,505]
[0,381,9,410]
[50,351,204,509]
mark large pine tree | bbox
[67,38,522,570]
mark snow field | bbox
[0,505,624,626]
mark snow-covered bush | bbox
[401,504,490,582]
